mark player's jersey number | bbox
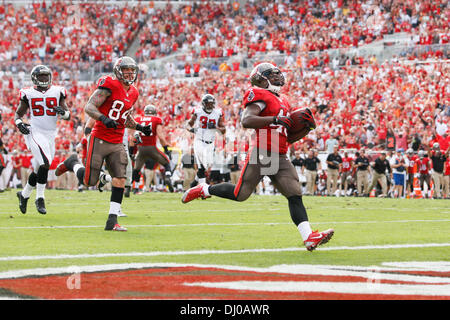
[138,121,153,136]
[31,97,58,117]
[108,100,131,122]
[199,116,216,129]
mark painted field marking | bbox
[184,280,450,296]
[0,219,449,230]
[0,243,448,262]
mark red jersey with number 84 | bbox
[243,87,291,154]
[91,75,139,144]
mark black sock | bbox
[288,195,308,226]
[111,186,124,204]
[209,183,237,201]
[76,167,85,184]
[28,172,37,187]
[36,166,49,184]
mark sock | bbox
[73,164,83,176]
[298,221,313,241]
[209,183,237,200]
[287,196,309,225]
[109,201,121,216]
[74,164,85,184]
[36,183,46,199]
[22,183,34,199]
[109,186,124,215]
[202,184,210,197]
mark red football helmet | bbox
[249,62,285,94]
[113,56,139,85]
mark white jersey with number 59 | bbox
[19,85,67,132]
[193,107,223,143]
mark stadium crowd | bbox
[135,0,449,61]
[0,0,449,198]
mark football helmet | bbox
[31,65,52,89]
[144,104,157,116]
[201,94,216,114]
[418,150,425,158]
[249,62,285,94]
[113,56,139,85]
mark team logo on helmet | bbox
[113,56,139,85]
[249,62,285,94]
[201,94,216,114]
[31,65,52,89]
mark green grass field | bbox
[0,189,449,273]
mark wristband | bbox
[84,127,92,135]
[15,118,23,126]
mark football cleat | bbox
[104,215,127,231]
[35,198,47,215]
[124,186,131,198]
[98,172,111,192]
[304,229,334,252]
[55,154,78,176]
[181,183,210,204]
[17,191,28,214]
[165,172,174,193]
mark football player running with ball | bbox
[182,63,334,251]
[15,65,71,215]
[55,56,151,231]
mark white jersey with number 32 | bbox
[19,85,67,132]
[193,107,223,143]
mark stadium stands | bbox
[0,0,448,197]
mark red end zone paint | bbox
[0,265,449,300]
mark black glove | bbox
[99,115,118,129]
[54,106,66,116]
[188,127,195,133]
[207,122,216,129]
[16,120,31,135]
[163,145,172,160]
[136,124,152,136]
[273,116,293,130]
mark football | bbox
[287,108,316,143]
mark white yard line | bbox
[0,243,448,262]
[184,280,450,296]
[0,219,448,230]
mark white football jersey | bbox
[19,85,67,132]
[193,107,223,143]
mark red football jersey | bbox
[90,75,139,144]
[341,157,353,172]
[407,155,418,174]
[134,115,163,146]
[416,157,430,174]
[243,87,291,154]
